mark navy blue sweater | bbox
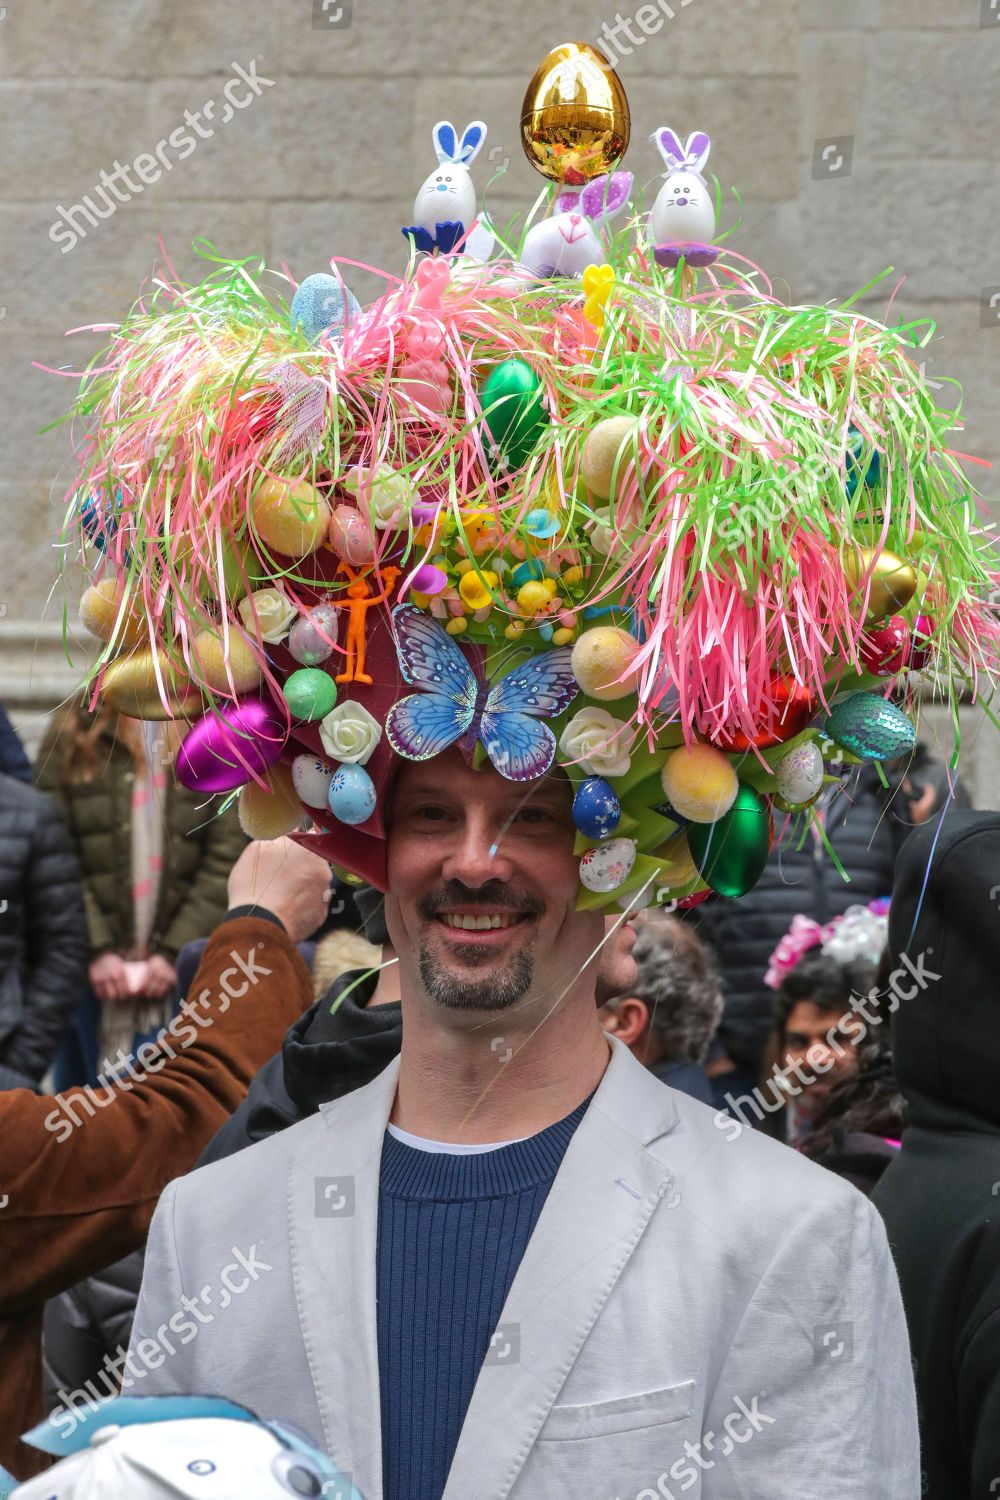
[376,1096,591,1500]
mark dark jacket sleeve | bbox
[43,1250,145,1410]
[156,806,246,963]
[1,794,89,1081]
[0,708,31,784]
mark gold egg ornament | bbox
[844,546,917,622]
[102,648,203,720]
[521,42,630,185]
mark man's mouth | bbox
[438,912,530,932]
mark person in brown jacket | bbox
[0,836,326,1481]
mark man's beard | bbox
[417,881,541,1012]
[418,943,536,1012]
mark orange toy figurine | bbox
[331,563,401,685]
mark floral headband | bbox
[53,47,998,912]
[764,899,891,991]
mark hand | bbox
[89,952,130,1003]
[227,837,333,945]
[902,777,937,825]
[143,954,177,999]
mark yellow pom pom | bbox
[517,581,551,617]
[660,745,739,824]
[194,627,263,693]
[570,626,640,701]
[238,763,304,839]
[446,617,468,635]
[459,570,497,610]
[562,565,584,586]
[79,579,144,645]
[580,416,638,502]
[250,477,330,559]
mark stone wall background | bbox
[2,0,997,796]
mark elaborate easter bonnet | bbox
[52,42,999,910]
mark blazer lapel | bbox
[441,1039,680,1500]
[286,1055,401,1500]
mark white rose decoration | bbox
[559,706,635,779]
[342,464,414,531]
[590,509,616,556]
[238,587,296,644]
[319,701,383,766]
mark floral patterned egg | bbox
[327,762,377,826]
[774,741,824,809]
[291,754,336,809]
[572,777,622,840]
[579,836,637,893]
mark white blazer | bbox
[129,1037,919,1499]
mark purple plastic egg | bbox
[288,605,339,666]
[176,699,290,794]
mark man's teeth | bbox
[441,913,519,931]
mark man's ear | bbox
[598,997,650,1046]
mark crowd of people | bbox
[0,696,995,1498]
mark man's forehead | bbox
[392,754,570,805]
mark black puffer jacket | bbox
[686,765,911,1076]
[0,773,88,1083]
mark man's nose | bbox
[440,815,513,888]
[806,1042,837,1076]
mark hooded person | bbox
[872,810,1000,1499]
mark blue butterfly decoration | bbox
[385,604,579,781]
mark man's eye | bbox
[415,805,450,821]
[514,806,554,824]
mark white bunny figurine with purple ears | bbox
[520,170,633,280]
[402,120,488,257]
[649,127,718,267]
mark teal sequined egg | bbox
[823,693,915,761]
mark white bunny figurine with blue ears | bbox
[403,120,487,257]
[649,127,718,268]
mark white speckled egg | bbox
[579,836,637,894]
[775,741,824,808]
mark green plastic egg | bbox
[686,783,771,898]
[481,358,548,472]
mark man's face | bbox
[385,749,604,1017]
[784,1000,859,1098]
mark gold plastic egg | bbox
[520,43,630,184]
[844,546,917,622]
[102,649,202,720]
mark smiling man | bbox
[127,749,918,1500]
